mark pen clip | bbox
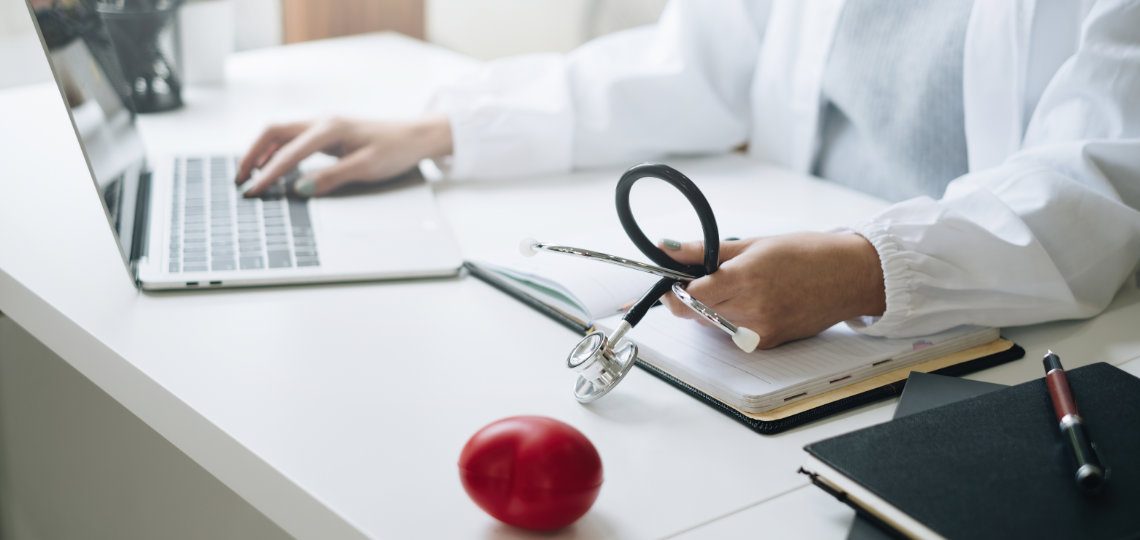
[1089,442,1110,481]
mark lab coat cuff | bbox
[431,111,476,179]
[846,220,914,337]
[427,105,574,181]
[423,54,574,180]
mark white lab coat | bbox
[429,0,1140,338]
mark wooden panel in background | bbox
[282,0,425,43]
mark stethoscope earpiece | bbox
[519,238,540,257]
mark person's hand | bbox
[659,232,886,349]
[235,116,452,197]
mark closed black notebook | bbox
[848,372,1008,540]
[803,362,1140,539]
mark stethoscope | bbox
[521,163,760,403]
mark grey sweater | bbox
[813,0,974,202]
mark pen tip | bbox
[1043,351,1063,372]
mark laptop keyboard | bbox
[166,156,320,273]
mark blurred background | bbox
[0,0,667,90]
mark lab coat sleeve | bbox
[849,0,1140,338]
[426,0,767,179]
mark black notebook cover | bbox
[806,362,1140,539]
[849,372,1007,540]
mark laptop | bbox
[26,1,463,290]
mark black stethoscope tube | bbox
[624,277,674,327]
[615,163,721,327]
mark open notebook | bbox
[596,310,1000,415]
[467,237,1022,433]
[465,207,811,332]
[600,309,1019,433]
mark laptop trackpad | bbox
[309,182,456,272]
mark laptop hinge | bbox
[129,170,152,265]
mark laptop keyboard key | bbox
[170,156,317,276]
[267,251,292,268]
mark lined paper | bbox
[599,308,995,412]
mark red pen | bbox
[1043,351,1106,494]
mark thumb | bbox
[660,238,751,265]
[294,149,374,197]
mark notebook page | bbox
[476,254,659,321]
[487,265,593,321]
[599,308,988,409]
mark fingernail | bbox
[294,177,316,197]
[662,238,682,251]
[238,178,257,197]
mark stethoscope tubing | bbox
[615,163,721,279]
[613,163,721,328]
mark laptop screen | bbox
[29,0,149,265]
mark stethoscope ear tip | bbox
[519,238,540,257]
[733,328,761,353]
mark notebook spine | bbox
[796,468,907,540]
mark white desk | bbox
[2,33,1138,539]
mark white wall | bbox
[231,0,282,51]
[225,0,667,58]
[426,0,667,60]
[0,0,668,90]
[0,0,29,35]
[0,0,52,88]
[427,0,590,59]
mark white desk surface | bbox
[2,33,1138,539]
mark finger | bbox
[236,123,307,183]
[660,238,752,265]
[662,293,723,330]
[255,143,280,169]
[243,122,342,197]
[294,148,377,197]
[718,239,750,261]
[659,239,706,265]
[684,271,738,309]
[660,293,699,320]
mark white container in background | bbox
[177,0,234,86]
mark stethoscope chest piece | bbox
[568,332,638,403]
[526,163,753,403]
